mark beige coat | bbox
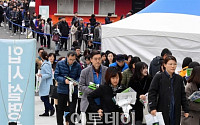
[181,82,200,125]
[70,25,77,42]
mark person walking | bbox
[128,62,152,125]
[79,50,108,124]
[54,51,82,125]
[181,66,200,125]
[37,51,55,116]
[148,55,189,125]
[87,66,124,125]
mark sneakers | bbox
[50,109,55,116]
[45,45,47,47]
[41,45,43,47]
[14,33,17,36]
[39,113,49,117]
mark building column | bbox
[35,0,42,15]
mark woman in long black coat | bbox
[128,62,152,125]
[148,55,189,125]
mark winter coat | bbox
[44,22,52,35]
[59,21,69,36]
[10,10,17,22]
[39,60,53,96]
[79,65,108,112]
[109,62,129,72]
[181,82,200,125]
[105,16,112,24]
[70,25,77,42]
[87,84,124,125]
[128,75,152,121]
[93,26,101,42]
[54,58,81,95]
[89,18,96,26]
[121,68,134,88]
[149,56,162,77]
[148,72,189,125]
[75,30,83,41]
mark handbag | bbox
[49,85,58,99]
[52,34,59,42]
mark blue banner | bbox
[0,39,36,125]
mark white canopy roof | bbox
[102,0,200,71]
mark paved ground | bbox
[0,24,59,125]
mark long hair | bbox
[188,66,200,84]
[132,62,148,81]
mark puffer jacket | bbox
[54,58,81,95]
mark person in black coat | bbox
[87,67,124,125]
[105,13,112,24]
[148,55,189,125]
[89,14,96,33]
[59,17,69,51]
[128,62,152,125]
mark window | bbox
[57,0,73,14]
[99,0,115,15]
[78,0,94,14]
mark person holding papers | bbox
[54,51,81,125]
[148,55,189,125]
[128,62,152,125]
[79,50,107,123]
[181,66,200,125]
[87,67,124,124]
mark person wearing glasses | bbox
[79,50,108,124]
[148,55,189,125]
[54,50,82,125]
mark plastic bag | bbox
[145,112,165,125]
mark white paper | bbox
[145,112,165,125]
[69,81,74,102]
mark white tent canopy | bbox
[102,0,200,71]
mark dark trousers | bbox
[12,21,17,33]
[61,37,68,50]
[46,35,51,48]
[0,14,3,25]
[9,21,12,29]
[40,35,46,46]
[41,96,54,114]
[18,21,22,32]
[32,28,35,38]
[57,93,78,125]
[37,33,40,42]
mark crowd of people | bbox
[0,0,134,56]
[1,0,200,125]
[35,47,200,125]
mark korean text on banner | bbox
[0,39,36,125]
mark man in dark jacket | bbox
[10,6,17,35]
[105,13,112,24]
[54,51,81,125]
[149,48,172,77]
[71,12,78,26]
[59,17,69,51]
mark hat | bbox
[116,54,125,62]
